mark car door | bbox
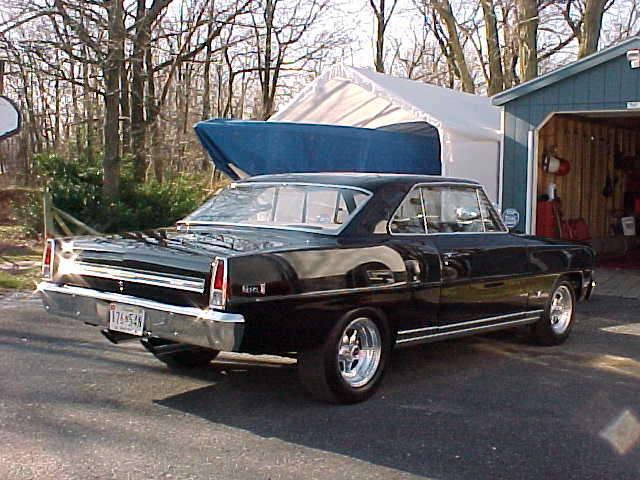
[387,186,441,339]
[422,185,530,326]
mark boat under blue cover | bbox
[194,119,441,180]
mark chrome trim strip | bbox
[37,282,243,323]
[397,310,544,335]
[234,181,373,196]
[419,186,429,234]
[237,280,430,303]
[71,262,205,293]
[178,221,346,236]
[396,316,541,344]
[398,325,439,335]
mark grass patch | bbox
[1,253,41,262]
[0,267,40,290]
[0,225,33,243]
[0,224,42,291]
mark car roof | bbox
[239,172,479,193]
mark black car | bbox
[38,173,595,404]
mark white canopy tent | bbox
[270,65,503,201]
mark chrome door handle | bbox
[404,260,422,283]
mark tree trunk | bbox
[481,0,505,95]
[54,76,61,151]
[516,0,538,82]
[120,57,131,155]
[103,0,124,202]
[0,60,5,95]
[373,0,386,73]
[120,7,130,156]
[145,48,163,183]
[369,0,398,73]
[131,0,150,182]
[202,0,215,121]
[432,0,475,93]
[260,0,275,120]
[578,0,607,58]
[70,63,82,156]
[200,14,214,170]
[82,54,95,163]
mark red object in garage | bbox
[568,218,590,241]
[556,159,571,176]
[536,200,556,237]
[543,155,571,176]
[635,198,640,216]
[626,173,640,192]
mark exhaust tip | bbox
[101,328,138,344]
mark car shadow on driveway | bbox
[154,327,640,480]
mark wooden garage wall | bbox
[537,115,639,238]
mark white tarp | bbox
[270,65,502,201]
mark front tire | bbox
[298,313,391,404]
[530,280,576,345]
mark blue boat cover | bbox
[194,119,441,180]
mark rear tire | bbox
[298,312,391,404]
[142,338,219,369]
[530,280,576,346]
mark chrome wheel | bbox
[550,285,573,334]
[337,317,382,388]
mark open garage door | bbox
[533,111,640,268]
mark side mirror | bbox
[0,96,22,141]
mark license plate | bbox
[109,303,145,336]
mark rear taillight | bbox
[209,257,228,309]
[42,239,55,279]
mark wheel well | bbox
[560,272,583,299]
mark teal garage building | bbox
[492,36,640,239]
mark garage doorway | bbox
[533,111,640,268]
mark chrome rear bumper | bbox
[37,282,244,351]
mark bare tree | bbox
[103,0,125,201]
[249,0,333,119]
[2,0,638,195]
[416,0,476,93]
[367,0,399,73]
[561,0,611,58]
[480,0,505,94]
[516,0,538,81]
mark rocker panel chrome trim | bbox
[396,316,541,345]
[397,310,544,336]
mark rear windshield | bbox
[181,183,371,233]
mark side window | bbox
[305,188,338,225]
[478,190,506,232]
[389,188,426,234]
[422,186,484,233]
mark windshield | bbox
[181,182,371,233]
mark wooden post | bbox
[43,191,55,239]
